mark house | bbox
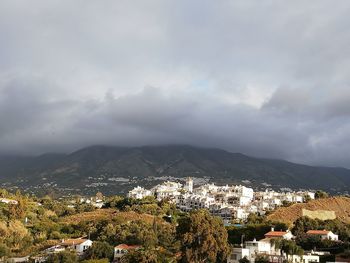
[227,238,280,263]
[264,228,294,240]
[60,238,93,253]
[114,244,141,260]
[0,198,18,205]
[128,186,153,199]
[306,230,338,241]
[227,247,250,263]
[44,245,66,254]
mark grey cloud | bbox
[0,1,350,168]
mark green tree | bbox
[255,255,269,263]
[121,248,158,263]
[0,244,10,260]
[246,213,265,224]
[46,251,78,263]
[85,241,114,261]
[315,190,328,199]
[239,256,250,263]
[177,210,230,263]
[81,259,109,263]
[292,217,320,238]
[270,239,304,258]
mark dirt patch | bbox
[267,197,350,225]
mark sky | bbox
[0,1,350,167]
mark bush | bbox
[84,242,114,261]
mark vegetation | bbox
[291,216,350,253]
[254,255,269,263]
[226,221,288,245]
[239,256,250,263]
[84,242,114,261]
[46,251,78,263]
[0,189,231,262]
[1,188,350,262]
[177,210,230,262]
[315,190,329,199]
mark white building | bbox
[127,186,153,199]
[0,198,18,205]
[227,247,250,263]
[264,228,294,240]
[114,244,141,260]
[128,180,315,222]
[287,253,319,263]
[44,245,66,254]
[184,177,193,193]
[227,238,280,263]
[152,181,182,201]
[306,230,338,241]
[60,239,93,254]
[227,239,322,263]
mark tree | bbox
[255,255,269,263]
[0,244,10,260]
[121,248,158,263]
[315,190,328,199]
[292,217,320,238]
[270,239,304,258]
[239,256,250,263]
[177,210,230,263]
[46,251,78,263]
[246,213,265,224]
[81,259,109,263]
[85,241,114,261]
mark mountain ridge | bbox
[0,145,349,195]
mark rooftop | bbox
[306,230,331,235]
[61,239,89,246]
[115,244,141,250]
[265,231,288,237]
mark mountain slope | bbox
[267,197,350,225]
[0,145,349,194]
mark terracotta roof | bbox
[265,231,288,237]
[115,244,141,250]
[61,239,88,246]
[306,230,330,235]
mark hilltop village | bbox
[0,182,349,263]
[128,178,315,222]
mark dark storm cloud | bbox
[0,0,350,167]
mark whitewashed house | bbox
[114,244,141,260]
[60,238,93,254]
[264,228,294,240]
[0,198,18,205]
[227,238,280,263]
[306,230,338,241]
[128,186,153,199]
[152,181,182,201]
[227,247,250,263]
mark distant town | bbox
[127,178,315,222]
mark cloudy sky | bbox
[1,1,350,167]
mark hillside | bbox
[267,197,350,225]
[61,209,156,225]
[0,145,350,195]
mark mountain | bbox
[0,145,349,195]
